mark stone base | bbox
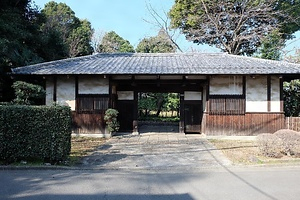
[72,133,110,138]
[132,131,140,135]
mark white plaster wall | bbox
[246,76,268,112]
[57,77,76,111]
[184,91,202,100]
[117,91,134,100]
[78,76,109,94]
[45,78,54,106]
[210,76,243,95]
[271,76,281,112]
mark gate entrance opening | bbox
[112,76,206,134]
[138,92,180,133]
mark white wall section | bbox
[210,76,243,95]
[117,91,134,100]
[184,91,202,100]
[271,76,281,112]
[78,76,109,94]
[56,76,76,111]
[45,78,54,106]
[246,76,268,112]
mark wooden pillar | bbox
[267,75,271,112]
[132,91,139,134]
[53,76,57,102]
[179,93,185,133]
[280,77,284,112]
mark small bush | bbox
[257,133,284,158]
[274,129,300,156]
[104,109,120,133]
[0,105,71,164]
[12,81,45,105]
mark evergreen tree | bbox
[136,29,177,53]
[97,31,135,53]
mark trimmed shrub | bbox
[0,105,71,163]
[257,133,284,158]
[274,129,300,156]
[104,108,120,133]
[12,81,45,105]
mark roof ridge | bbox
[227,53,299,65]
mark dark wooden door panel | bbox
[184,101,202,133]
[117,100,134,131]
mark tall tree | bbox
[0,0,44,101]
[258,1,300,60]
[68,19,94,57]
[42,1,79,44]
[97,31,135,53]
[169,0,299,56]
[0,0,43,68]
[277,0,300,40]
[136,29,177,53]
[258,29,284,60]
[41,1,93,57]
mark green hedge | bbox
[0,105,72,163]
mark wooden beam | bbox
[267,75,271,112]
[75,76,78,98]
[280,77,284,112]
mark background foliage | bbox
[283,80,300,117]
[138,93,180,121]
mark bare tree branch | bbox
[91,29,105,53]
[143,2,183,52]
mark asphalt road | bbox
[1,166,300,200]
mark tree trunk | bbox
[155,96,164,117]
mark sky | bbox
[33,0,299,55]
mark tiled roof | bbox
[11,53,300,75]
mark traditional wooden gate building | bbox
[12,53,300,136]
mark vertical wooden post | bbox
[53,76,57,102]
[179,93,185,133]
[267,75,271,112]
[132,91,139,135]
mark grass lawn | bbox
[209,139,300,166]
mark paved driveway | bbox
[79,133,231,170]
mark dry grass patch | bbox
[209,139,260,165]
[70,137,107,165]
[209,139,300,166]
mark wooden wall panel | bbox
[72,112,105,134]
[202,113,285,135]
[286,117,300,132]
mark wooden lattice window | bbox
[209,95,245,115]
[76,95,109,114]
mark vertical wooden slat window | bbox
[209,95,245,115]
[77,95,109,113]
